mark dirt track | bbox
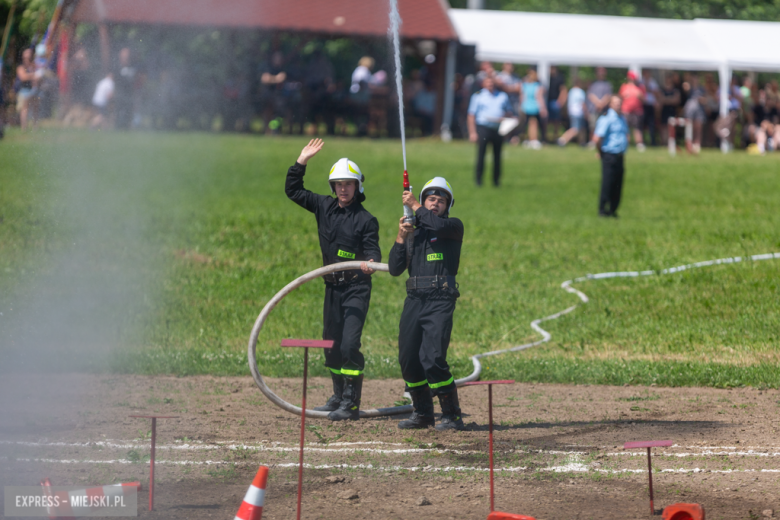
[1,374,778,519]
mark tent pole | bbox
[718,63,730,119]
[537,61,550,92]
[718,63,731,153]
[440,40,457,142]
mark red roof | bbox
[70,0,457,40]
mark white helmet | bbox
[419,177,454,211]
[329,158,364,194]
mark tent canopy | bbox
[449,9,780,118]
[449,9,780,73]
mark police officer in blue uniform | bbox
[593,95,629,218]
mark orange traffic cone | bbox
[662,503,705,520]
[487,512,537,520]
[234,466,269,520]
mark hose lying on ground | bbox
[248,253,780,418]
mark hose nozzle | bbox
[402,170,415,222]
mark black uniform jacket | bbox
[285,162,381,283]
[388,206,463,299]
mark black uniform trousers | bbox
[475,125,503,187]
[322,282,370,374]
[398,295,456,395]
[599,152,625,216]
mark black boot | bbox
[314,372,344,412]
[328,375,362,421]
[435,388,465,431]
[398,388,435,429]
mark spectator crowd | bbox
[461,61,780,155]
[1,39,778,156]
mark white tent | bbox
[448,9,780,118]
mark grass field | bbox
[1,129,778,387]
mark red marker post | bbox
[128,414,178,511]
[624,440,673,515]
[462,380,515,512]
[280,338,334,520]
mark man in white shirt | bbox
[91,73,114,129]
[558,79,587,146]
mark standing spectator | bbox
[495,62,521,143]
[557,78,586,146]
[467,76,513,187]
[740,76,754,122]
[412,80,436,136]
[520,68,547,149]
[474,61,496,92]
[683,74,706,153]
[114,47,137,130]
[259,51,287,134]
[593,95,628,218]
[90,72,114,129]
[545,65,567,141]
[618,71,646,151]
[641,70,660,146]
[452,73,469,139]
[305,49,336,134]
[350,56,375,94]
[586,67,612,142]
[659,74,681,144]
[15,48,39,131]
[350,56,375,136]
[754,119,780,155]
[702,74,721,147]
[495,62,521,115]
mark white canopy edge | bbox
[449,9,780,73]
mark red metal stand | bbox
[624,440,673,515]
[280,339,334,520]
[462,380,515,512]
[129,415,177,511]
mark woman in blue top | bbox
[521,68,548,147]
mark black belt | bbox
[406,275,456,291]
[323,271,360,286]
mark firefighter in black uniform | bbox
[285,138,381,421]
[388,177,465,431]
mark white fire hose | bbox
[248,253,780,418]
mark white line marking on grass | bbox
[611,450,780,457]
[6,440,780,459]
[0,439,586,456]
[4,457,778,475]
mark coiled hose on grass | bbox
[248,253,780,418]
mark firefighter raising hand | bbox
[296,138,324,165]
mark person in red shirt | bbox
[618,71,646,151]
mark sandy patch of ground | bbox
[1,374,778,519]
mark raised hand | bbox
[297,138,324,165]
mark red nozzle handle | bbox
[403,170,410,190]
